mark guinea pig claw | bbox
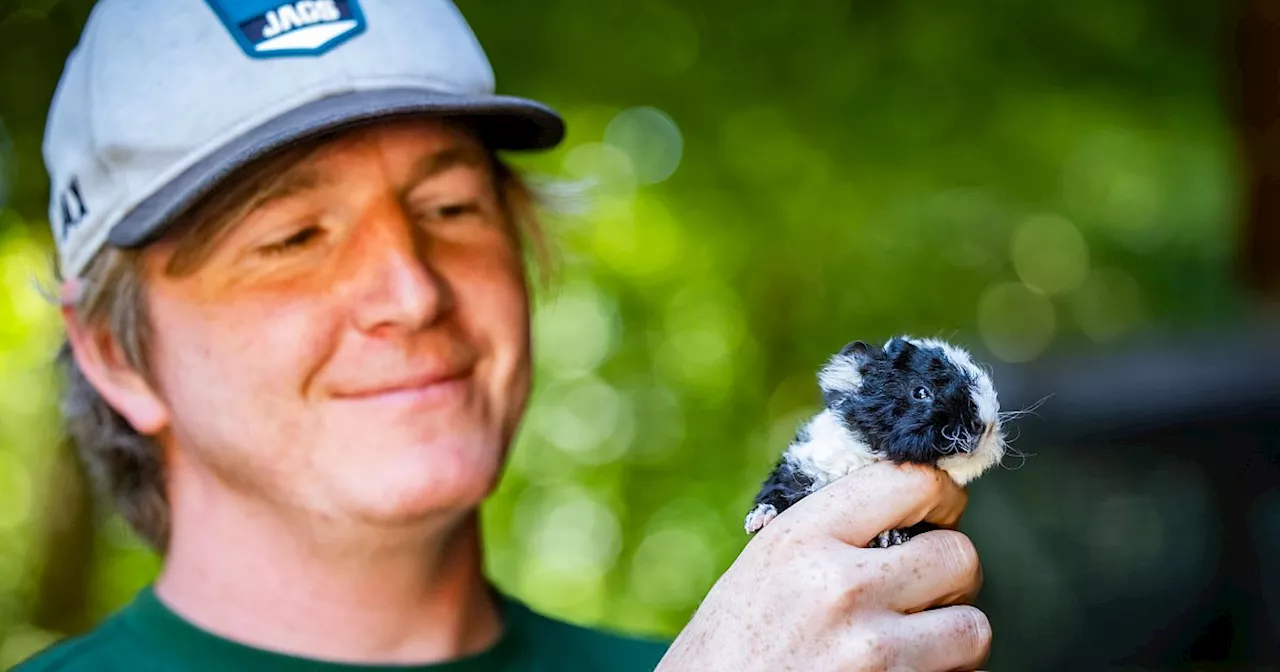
[744,504,778,534]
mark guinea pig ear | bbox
[838,340,876,364]
[819,341,875,408]
[884,337,916,362]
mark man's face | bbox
[139,120,531,525]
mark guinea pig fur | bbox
[745,336,1005,544]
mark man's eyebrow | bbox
[399,145,489,197]
[244,168,324,213]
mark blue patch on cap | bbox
[204,0,366,59]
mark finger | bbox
[785,461,968,547]
[897,605,992,672]
[871,530,984,613]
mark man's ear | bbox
[61,283,169,435]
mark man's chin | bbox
[341,466,502,527]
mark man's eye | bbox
[419,202,480,221]
[259,226,322,256]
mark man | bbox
[17,1,991,670]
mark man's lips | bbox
[332,367,473,401]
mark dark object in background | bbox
[1232,0,1280,304]
[745,336,1007,548]
[973,320,1280,671]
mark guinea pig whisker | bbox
[996,429,1034,470]
[1024,393,1054,412]
[998,394,1054,421]
[999,450,1030,471]
[938,426,980,456]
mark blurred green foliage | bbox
[0,0,1249,669]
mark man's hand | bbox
[657,462,990,672]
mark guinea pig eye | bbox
[912,386,932,400]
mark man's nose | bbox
[344,199,449,334]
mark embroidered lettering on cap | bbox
[261,1,342,39]
[58,176,88,239]
[205,0,366,59]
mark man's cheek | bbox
[215,303,334,382]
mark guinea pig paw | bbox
[744,504,778,534]
[870,529,912,548]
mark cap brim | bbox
[108,87,565,248]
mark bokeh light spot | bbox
[526,487,621,579]
[977,282,1056,362]
[0,230,59,345]
[604,107,684,185]
[1106,170,1160,235]
[507,484,619,619]
[656,281,748,398]
[562,141,637,198]
[530,377,634,465]
[589,194,684,280]
[534,280,619,378]
[629,524,714,610]
[1011,214,1089,296]
[625,384,686,465]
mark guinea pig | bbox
[744,335,1006,547]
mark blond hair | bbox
[59,125,554,551]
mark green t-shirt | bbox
[13,586,670,671]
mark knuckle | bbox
[922,468,949,499]
[836,567,877,608]
[899,464,950,508]
[846,628,894,672]
[955,606,993,652]
[774,543,852,600]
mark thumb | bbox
[781,461,968,547]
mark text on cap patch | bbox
[204,0,367,59]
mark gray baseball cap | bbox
[43,0,565,278]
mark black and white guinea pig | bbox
[745,335,1005,547]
